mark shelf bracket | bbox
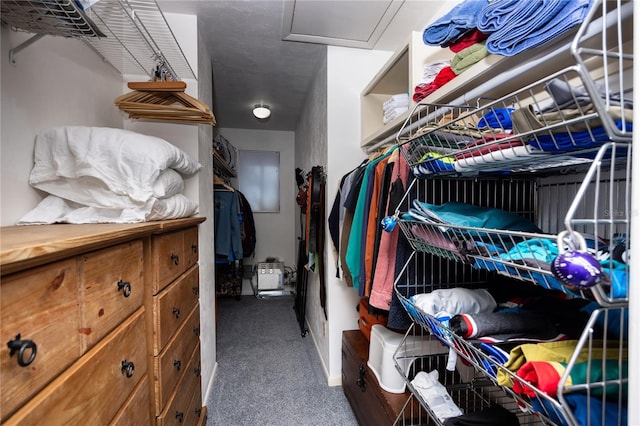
[9,34,45,66]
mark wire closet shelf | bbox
[0,0,195,81]
[390,1,632,425]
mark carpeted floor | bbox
[206,295,358,426]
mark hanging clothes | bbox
[369,151,411,311]
[340,164,368,287]
[345,148,395,296]
[214,188,243,262]
[236,190,256,258]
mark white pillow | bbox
[29,126,201,206]
[153,169,185,199]
[17,194,198,224]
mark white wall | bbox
[294,45,393,384]
[1,28,123,225]
[216,127,297,295]
[324,46,393,383]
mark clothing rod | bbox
[364,0,632,154]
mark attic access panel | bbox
[281,0,403,49]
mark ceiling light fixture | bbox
[253,103,271,119]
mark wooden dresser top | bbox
[1,217,205,275]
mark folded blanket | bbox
[420,60,452,85]
[448,29,489,53]
[413,66,457,102]
[532,393,627,426]
[383,106,408,122]
[455,136,524,160]
[477,107,515,130]
[542,78,633,112]
[410,223,466,261]
[477,0,521,33]
[384,93,410,110]
[422,0,489,46]
[451,42,489,75]
[450,311,558,340]
[410,288,497,318]
[477,342,510,377]
[411,201,542,233]
[17,193,198,224]
[511,103,633,138]
[528,120,633,153]
[497,339,626,387]
[484,0,593,56]
[514,359,628,399]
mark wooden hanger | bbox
[214,175,234,192]
[114,81,216,125]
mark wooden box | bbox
[342,329,411,426]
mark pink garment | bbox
[369,154,409,311]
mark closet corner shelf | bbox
[213,150,236,178]
[0,0,195,81]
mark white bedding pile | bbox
[18,126,201,224]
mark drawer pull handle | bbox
[193,326,200,337]
[195,407,202,417]
[192,286,199,297]
[172,307,181,319]
[7,334,37,367]
[357,363,366,392]
[171,254,180,266]
[191,243,198,254]
[173,359,182,371]
[117,280,131,298]
[175,412,184,423]
[121,360,135,378]
[194,366,201,377]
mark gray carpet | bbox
[206,295,358,426]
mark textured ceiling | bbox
[157,0,441,132]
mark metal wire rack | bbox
[391,327,548,426]
[396,143,631,306]
[395,0,632,177]
[1,0,195,81]
[392,300,628,426]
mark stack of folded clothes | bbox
[423,0,594,58]
[383,93,409,124]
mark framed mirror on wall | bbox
[238,150,280,213]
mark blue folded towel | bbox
[477,0,522,33]
[483,0,593,56]
[423,0,489,46]
[477,107,515,129]
[529,120,633,153]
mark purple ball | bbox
[551,251,603,288]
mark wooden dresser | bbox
[0,218,207,425]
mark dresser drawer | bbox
[4,308,147,426]
[79,240,144,351]
[157,342,202,426]
[152,265,199,355]
[0,258,81,421]
[182,226,199,273]
[152,227,199,294]
[153,304,200,414]
[183,374,204,426]
[110,374,151,426]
